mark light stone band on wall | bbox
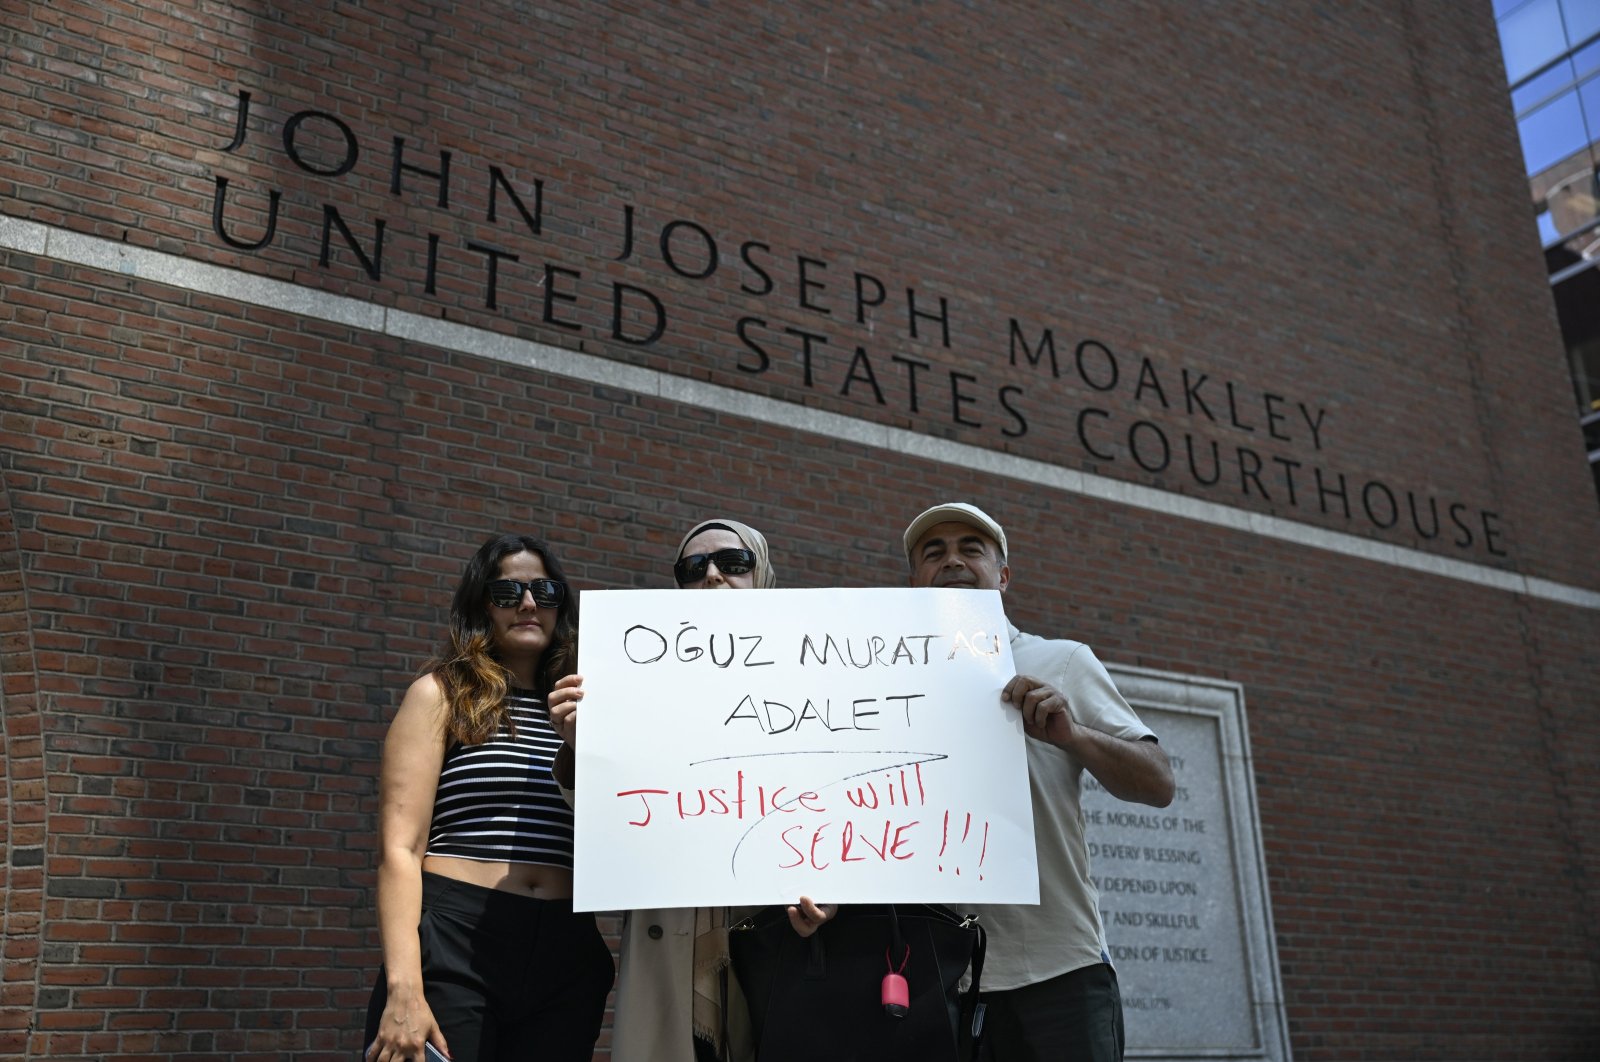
[5,212,1598,613]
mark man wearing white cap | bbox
[902,501,1174,1062]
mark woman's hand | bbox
[548,673,584,746]
[786,896,837,938]
[366,983,449,1061]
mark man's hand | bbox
[1002,673,1174,807]
[1003,674,1076,746]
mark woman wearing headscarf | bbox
[549,518,834,1062]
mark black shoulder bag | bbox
[727,903,986,1062]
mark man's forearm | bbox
[1066,729,1174,807]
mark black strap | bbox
[964,919,988,1062]
[967,919,986,997]
[718,963,730,1062]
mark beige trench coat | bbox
[609,907,756,1062]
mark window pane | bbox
[1520,89,1589,172]
[1575,39,1600,78]
[1546,166,1599,235]
[1514,59,1575,112]
[1582,74,1600,140]
[1502,0,1568,81]
[1539,208,1563,243]
[1562,0,1600,44]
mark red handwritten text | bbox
[778,818,921,869]
[616,770,824,827]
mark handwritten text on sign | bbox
[572,588,1038,910]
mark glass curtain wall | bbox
[1494,0,1600,502]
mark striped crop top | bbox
[426,691,575,869]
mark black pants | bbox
[963,962,1125,1062]
[365,872,615,1062]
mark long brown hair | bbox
[426,533,579,745]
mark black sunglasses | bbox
[674,548,756,585]
[485,578,566,608]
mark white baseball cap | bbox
[902,502,1008,563]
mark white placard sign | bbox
[572,587,1038,911]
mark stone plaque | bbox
[1083,666,1291,1062]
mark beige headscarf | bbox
[678,517,773,1058]
[675,517,778,590]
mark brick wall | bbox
[3,1,1598,1059]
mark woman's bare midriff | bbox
[422,854,574,899]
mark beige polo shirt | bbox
[966,625,1156,991]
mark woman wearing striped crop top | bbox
[364,533,614,1062]
[548,518,835,1062]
